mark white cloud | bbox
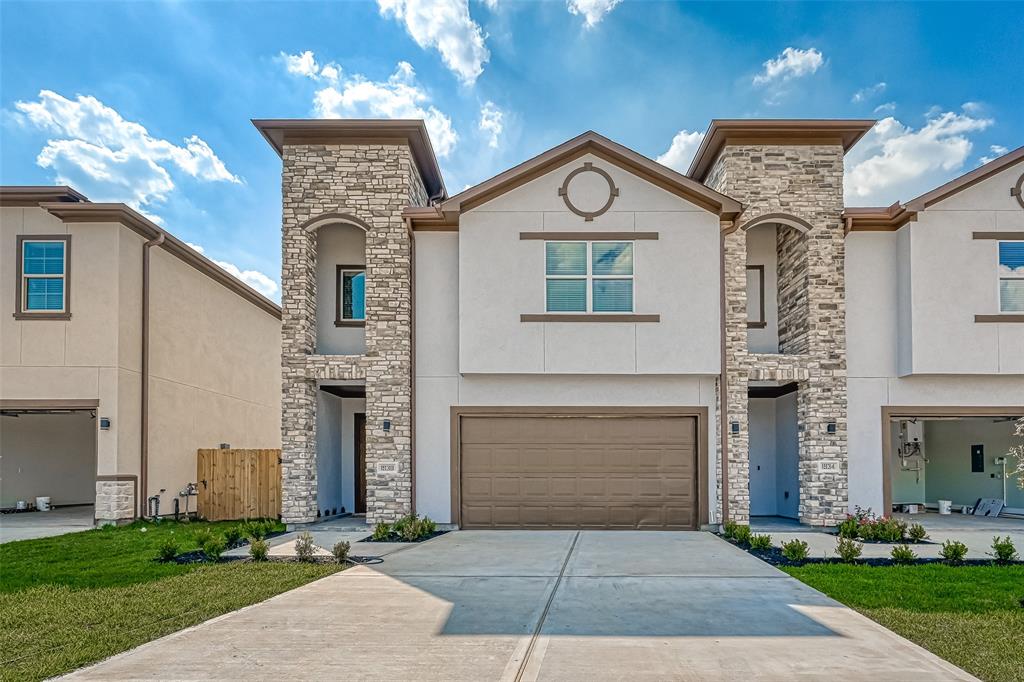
[852,81,886,103]
[844,106,994,205]
[186,242,279,299]
[377,0,489,85]
[13,90,239,214]
[283,53,458,157]
[752,47,824,86]
[478,100,504,148]
[873,102,896,114]
[566,0,622,28]
[656,129,705,173]
[278,51,341,83]
[980,144,1010,165]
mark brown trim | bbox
[905,145,1024,212]
[252,119,446,199]
[520,313,660,323]
[354,413,367,514]
[558,162,619,221]
[1014,172,1024,209]
[97,474,139,521]
[0,398,99,410]
[0,186,88,206]
[519,231,659,241]
[880,406,1024,513]
[718,230,729,524]
[449,406,709,529]
[408,216,417,514]
[140,230,165,518]
[745,265,766,329]
[973,231,1024,240]
[40,203,281,319]
[843,202,917,233]
[13,234,71,320]
[975,314,1024,323]
[738,213,814,234]
[335,264,366,327]
[687,119,876,181]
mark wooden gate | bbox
[196,449,281,521]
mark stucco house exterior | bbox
[1,188,282,523]
[261,118,1023,530]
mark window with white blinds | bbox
[545,241,633,313]
[999,241,1024,312]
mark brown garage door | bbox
[457,412,700,530]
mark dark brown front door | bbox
[459,414,699,530]
[354,413,366,514]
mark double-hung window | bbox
[545,241,634,313]
[336,265,366,326]
[999,241,1024,312]
[17,236,69,317]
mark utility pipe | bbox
[140,230,165,518]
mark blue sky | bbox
[2,1,1022,300]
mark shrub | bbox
[835,537,863,564]
[837,515,859,539]
[202,535,227,561]
[940,540,968,565]
[156,538,179,562]
[890,543,917,565]
[294,531,317,562]
[420,516,437,536]
[749,534,773,551]
[372,522,392,542]
[224,526,243,547]
[192,527,214,548]
[877,518,907,543]
[781,539,810,562]
[332,541,351,564]
[722,520,739,539]
[907,523,928,543]
[989,536,1019,565]
[731,525,752,547]
[249,539,269,562]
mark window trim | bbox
[14,234,71,320]
[746,264,766,329]
[544,240,635,314]
[997,240,1024,315]
[334,264,366,327]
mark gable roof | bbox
[845,145,1024,232]
[252,119,446,199]
[406,130,742,230]
[687,119,876,181]
[0,186,88,206]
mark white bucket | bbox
[937,499,952,515]
[15,500,27,511]
[35,496,51,512]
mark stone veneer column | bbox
[280,143,426,525]
[705,144,849,526]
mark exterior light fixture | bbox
[99,417,111,430]
[826,422,837,434]
[383,419,391,433]
[730,421,740,434]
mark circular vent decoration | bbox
[1014,172,1024,209]
[558,162,619,221]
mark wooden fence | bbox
[196,448,281,521]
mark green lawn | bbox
[784,563,1024,682]
[0,520,341,681]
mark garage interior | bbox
[455,410,704,531]
[0,407,97,513]
[889,414,1023,519]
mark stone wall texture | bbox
[706,144,849,526]
[280,143,426,525]
[95,480,135,523]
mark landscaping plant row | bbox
[721,520,1022,567]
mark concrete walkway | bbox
[66,531,974,681]
[0,506,94,543]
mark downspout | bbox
[719,229,730,525]
[140,230,165,518]
[405,216,416,515]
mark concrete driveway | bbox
[67,531,974,681]
[0,506,94,543]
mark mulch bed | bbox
[362,530,448,543]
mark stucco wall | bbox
[746,224,779,353]
[458,152,721,375]
[0,411,96,507]
[315,224,366,355]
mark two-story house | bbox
[1,188,282,524]
[259,118,1023,529]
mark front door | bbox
[354,413,366,514]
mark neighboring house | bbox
[0,188,282,523]
[258,118,1024,530]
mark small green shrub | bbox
[835,537,863,563]
[781,539,810,562]
[192,527,214,548]
[224,526,243,547]
[156,537,179,562]
[242,519,273,541]
[294,531,317,562]
[890,543,917,565]
[731,525,752,547]
[988,536,1019,565]
[749,534,772,551]
[906,523,928,543]
[836,516,859,539]
[722,520,739,539]
[372,522,392,541]
[420,516,437,536]
[332,541,351,564]
[878,518,907,543]
[202,535,227,562]
[940,539,968,565]
[249,539,269,562]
